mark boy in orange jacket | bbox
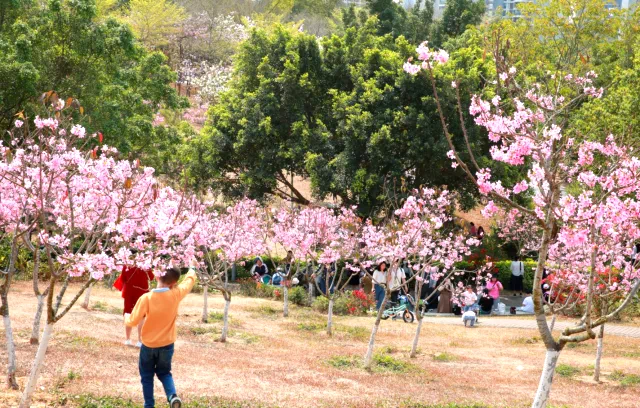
[125,259,197,408]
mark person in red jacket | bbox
[120,265,154,347]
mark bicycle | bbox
[381,294,415,323]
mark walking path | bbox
[421,315,640,339]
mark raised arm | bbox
[176,258,199,300]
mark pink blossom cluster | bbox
[2,114,207,281]
[403,42,450,75]
[408,47,640,308]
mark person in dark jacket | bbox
[251,257,269,280]
[478,288,494,315]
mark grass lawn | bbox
[2,282,640,407]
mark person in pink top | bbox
[486,275,503,313]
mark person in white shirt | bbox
[510,256,524,296]
[462,285,478,312]
[462,310,477,327]
[518,291,535,314]
[372,259,389,310]
[389,265,407,303]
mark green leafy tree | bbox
[431,0,485,46]
[403,0,434,45]
[367,0,408,37]
[192,19,495,215]
[122,0,187,49]
[0,0,187,172]
[192,25,327,203]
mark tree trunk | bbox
[201,284,208,323]
[2,313,18,390]
[80,285,92,310]
[593,324,605,382]
[1,240,19,389]
[549,314,557,332]
[327,298,334,336]
[220,297,231,343]
[308,281,315,305]
[30,294,45,345]
[283,286,289,317]
[363,295,388,370]
[19,323,54,408]
[531,349,560,408]
[410,317,423,358]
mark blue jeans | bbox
[463,315,476,327]
[139,343,176,408]
[374,284,385,310]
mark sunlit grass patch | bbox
[555,364,581,378]
[610,370,640,386]
[432,352,456,362]
[510,336,540,345]
[91,301,123,315]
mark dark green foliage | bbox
[194,20,494,215]
[431,0,485,46]
[0,0,187,173]
[492,260,537,293]
[288,286,307,305]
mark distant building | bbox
[342,0,367,6]
[342,0,637,19]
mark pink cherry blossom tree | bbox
[314,207,363,335]
[495,208,542,257]
[360,188,480,368]
[4,114,133,407]
[199,199,264,341]
[0,95,204,407]
[262,205,339,317]
[404,38,640,407]
[0,145,31,388]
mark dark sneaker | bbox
[169,395,182,408]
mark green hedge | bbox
[492,260,537,293]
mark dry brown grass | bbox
[2,281,640,407]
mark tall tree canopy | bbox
[0,0,187,171]
[191,17,496,216]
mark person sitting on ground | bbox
[478,288,493,315]
[250,256,268,280]
[477,226,485,240]
[518,290,535,314]
[462,309,477,327]
[469,222,477,237]
[125,258,198,408]
[462,285,478,312]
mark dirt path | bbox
[421,315,640,338]
[1,282,640,407]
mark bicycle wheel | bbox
[403,310,415,323]
[381,313,390,320]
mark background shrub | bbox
[493,260,537,293]
[288,286,307,306]
[312,296,329,313]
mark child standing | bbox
[125,259,198,408]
